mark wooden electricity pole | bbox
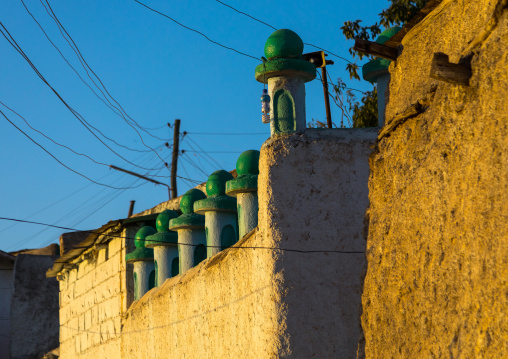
[170,119,181,199]
[321,66,332,128]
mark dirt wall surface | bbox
[121,229,279,358]
[259,128,376,358]
[10,254,59,359]
[120,128,375,358]
[362,0,508,357]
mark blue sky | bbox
[0,0,388,252]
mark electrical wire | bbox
[40,0,168,143]
[0,21,160,171]
[37,0,170,169]
[184,150,242,154]
[180,153,211,177]
[178,161,199,190]
[0,100,114,167]
[19,0,154,152]
[213,0,277,30]
[210,0,359,67]
[132,0,261,62]
[0,109,142,190]
[0,217,365,254]
[183,136,223,168]
[185,132,268,135]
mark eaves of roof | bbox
[46,213,158,278]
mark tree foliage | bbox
[337,0,428,127]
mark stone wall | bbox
[121,128,376,358]
[10,254,59,359]
[58,233,130,359]
[361,0,508,357]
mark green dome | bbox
[180,189,207,214]
[206,170,234,197]
[155,209,179,232]
[362,27,402,83]
[264,29,304,60]
[134,226,157,248]
[375,26,402,45]
[236,150,260,176]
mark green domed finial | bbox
[156,209,179,232]
[236,150,260,176]
[134,226,157,248]
[206,170,234,197]
[264,29,304,60]
[362,26,402,83]
[375,26,402,45]
[180,189,207,214]
[226,150,260,196]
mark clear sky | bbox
[0,0,388,252]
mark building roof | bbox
[46,213,158,277]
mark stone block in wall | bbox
[68,267,77,283]
[85,309,92,329]
[98,297,120,323]
[97,248,107,264]
[95,253,120,284]
[60,304,72,325]
[74,271,95,298]
[93,275,120,304]
[91,304,99,325]
[108,237,123,257]
[60,282,74,307]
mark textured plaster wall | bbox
[10,254,59,359]
[259,129,376,358]
[121,128,375,358]
[58,234,129,359]
[362,0,508,357]
[121,229,279,358]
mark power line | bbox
[180,153,210,178]
[37,0,170,161]
[0,100,112,167]
[182,136,223,168]
[214,0,277,30]
[0,217,365,254]
[185,132,268,135]
[0,21,161,171]
[184,150,242,154]
[210,0,359,66]
[41,0,165,138]
[0,109,141,190]
[133,0,261,62]
[19,0,154,152]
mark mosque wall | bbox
[120,128,376,358]
[361,0,508,357]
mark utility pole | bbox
[109,165,171,200]
[170,119,181,199]
[321,65,332,128]
[128,200,135,217]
